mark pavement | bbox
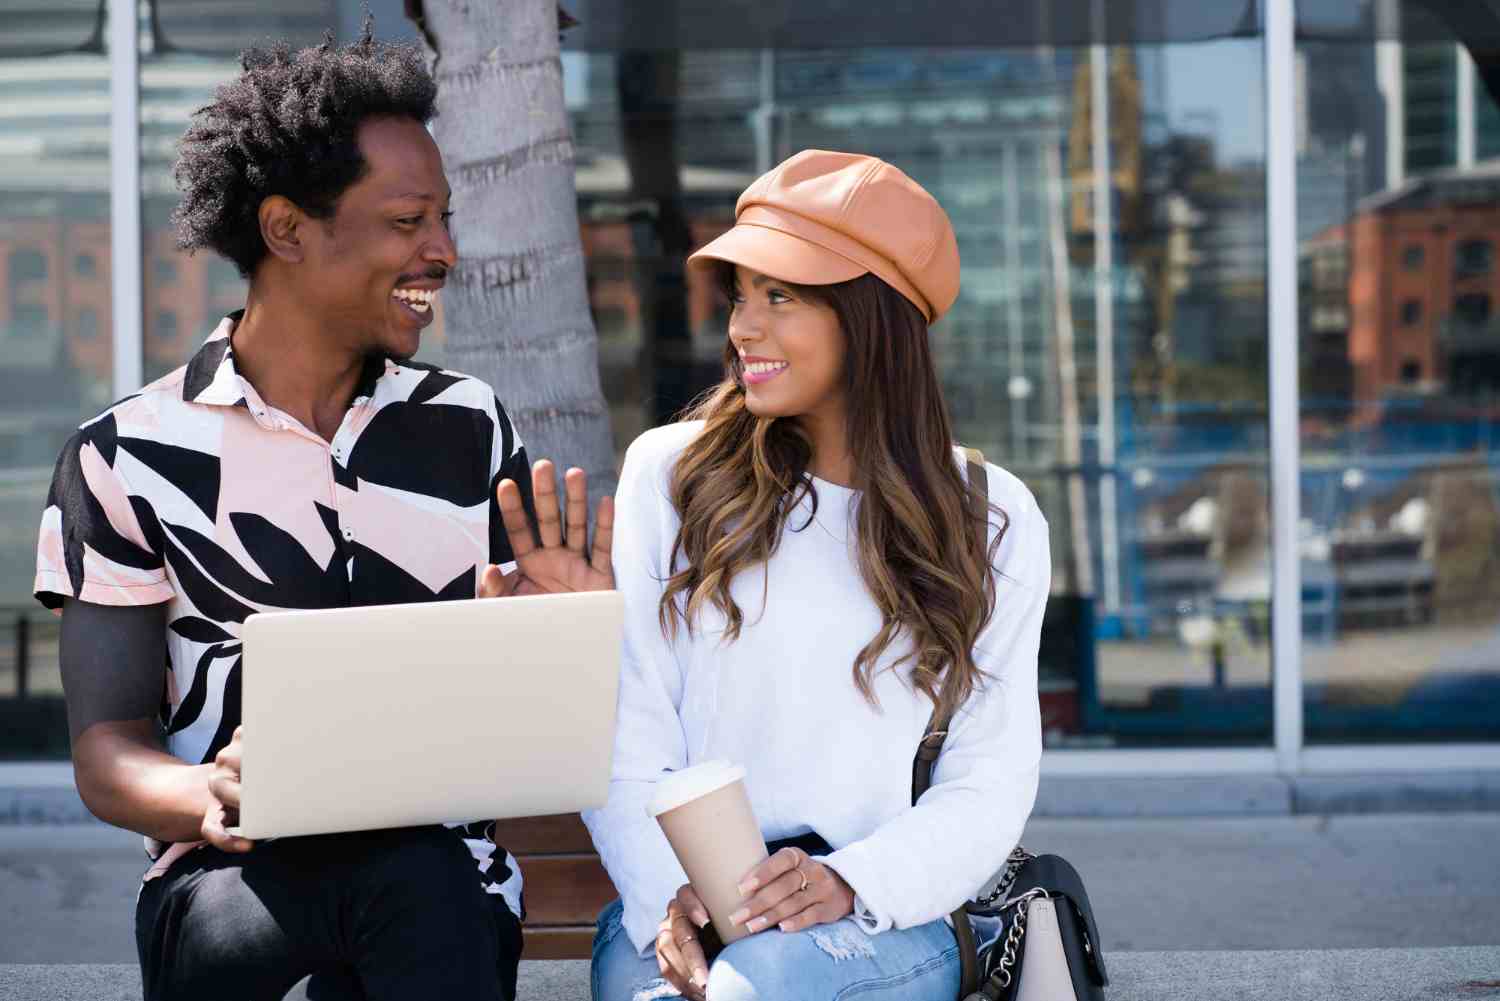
[5,950,1500,1001]
[2,774,1499,998]
[2,813,1499,994]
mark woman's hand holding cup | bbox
[728,846,855,934]
[656,885,711,1001]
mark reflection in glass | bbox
[567,41,1273,747]
[1299,38,1500,743]
[0,27,111,753]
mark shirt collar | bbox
[181,311,392,409]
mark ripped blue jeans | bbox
[590,898,961,1001]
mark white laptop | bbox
[232,590,623,840]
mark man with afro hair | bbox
[33,24,614,1001]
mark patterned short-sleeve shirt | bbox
[34,313,532,915]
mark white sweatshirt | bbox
[581,422,1049,955]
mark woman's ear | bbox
[258,195,305,265]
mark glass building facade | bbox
[1,0,1497,769]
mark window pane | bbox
[1298,39,1500,744]
[0,28,111,755]
[569,40,1272,749]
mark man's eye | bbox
[396,217,421,226]
[768,290,791,304]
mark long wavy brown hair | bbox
[659,264,1007,719]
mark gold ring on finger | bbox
[795,864,810,894]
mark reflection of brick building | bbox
[1,217,254,390]
[1,219,111,399]
[1339,163,1500,410]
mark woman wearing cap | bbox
[581,150,1049,1001]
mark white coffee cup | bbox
[649,760,768,945]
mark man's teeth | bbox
[393,289,437,313]
[746,361,788,374]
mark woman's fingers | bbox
[656,902,707,1000]
[730,847,806,927]
[676,883,711,930]
[737,846,801,897]
[734,866,814,932]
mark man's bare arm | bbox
[60,599,216,843]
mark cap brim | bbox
[687,222,868,287]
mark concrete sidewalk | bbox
[5,948,1500,1001]
[4,814,1499,965]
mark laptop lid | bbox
[235,590,622,840]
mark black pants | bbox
[135,825,522,1001]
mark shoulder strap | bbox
[913,448,989,999]
[911,447,988,803]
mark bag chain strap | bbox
[972,845,1037,908]
[989,888,1051,992]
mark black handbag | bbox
[911,451,1109,1001]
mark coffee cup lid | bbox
[648,760,748,817]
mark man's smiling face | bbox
[298,115,457,361]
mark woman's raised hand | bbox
[484,460,614,597]
[729,846,855,935]
[657,884,711,1000]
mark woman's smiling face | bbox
[727,264,847,423]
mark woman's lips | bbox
[742,360,788,385]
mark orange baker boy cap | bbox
[687,149,961,325]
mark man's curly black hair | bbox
[172,24,438,279]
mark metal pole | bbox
[15,615,29,701]
[1002,142,1027,461]
[109,0,143,400]
[1091,24,1121,619]
[754,49,776,175]
[1266,0,1305,773]
[1457,44,1477,169]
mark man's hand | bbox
[200,726,254,853]
[494,460,614,595]
[656,884,711,1001]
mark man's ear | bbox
[259,195,305,265]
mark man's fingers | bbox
[208,770,241,811]
[201,804,253,854]
[590,495,615,576]
[478,564,504,598]
[564,468,588,555]
[531,460,563,549]
[496,479,537,560]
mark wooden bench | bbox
[493,814,617,959]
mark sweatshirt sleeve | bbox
[580,429,695,956]
[821,474,1049,933]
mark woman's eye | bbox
[768,289,791,304]
[396,217,421,227]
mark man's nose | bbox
[426,221,458,270]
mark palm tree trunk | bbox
[418,0,616,503]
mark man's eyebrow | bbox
[750,273,773,288]
[385,190,452,203]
